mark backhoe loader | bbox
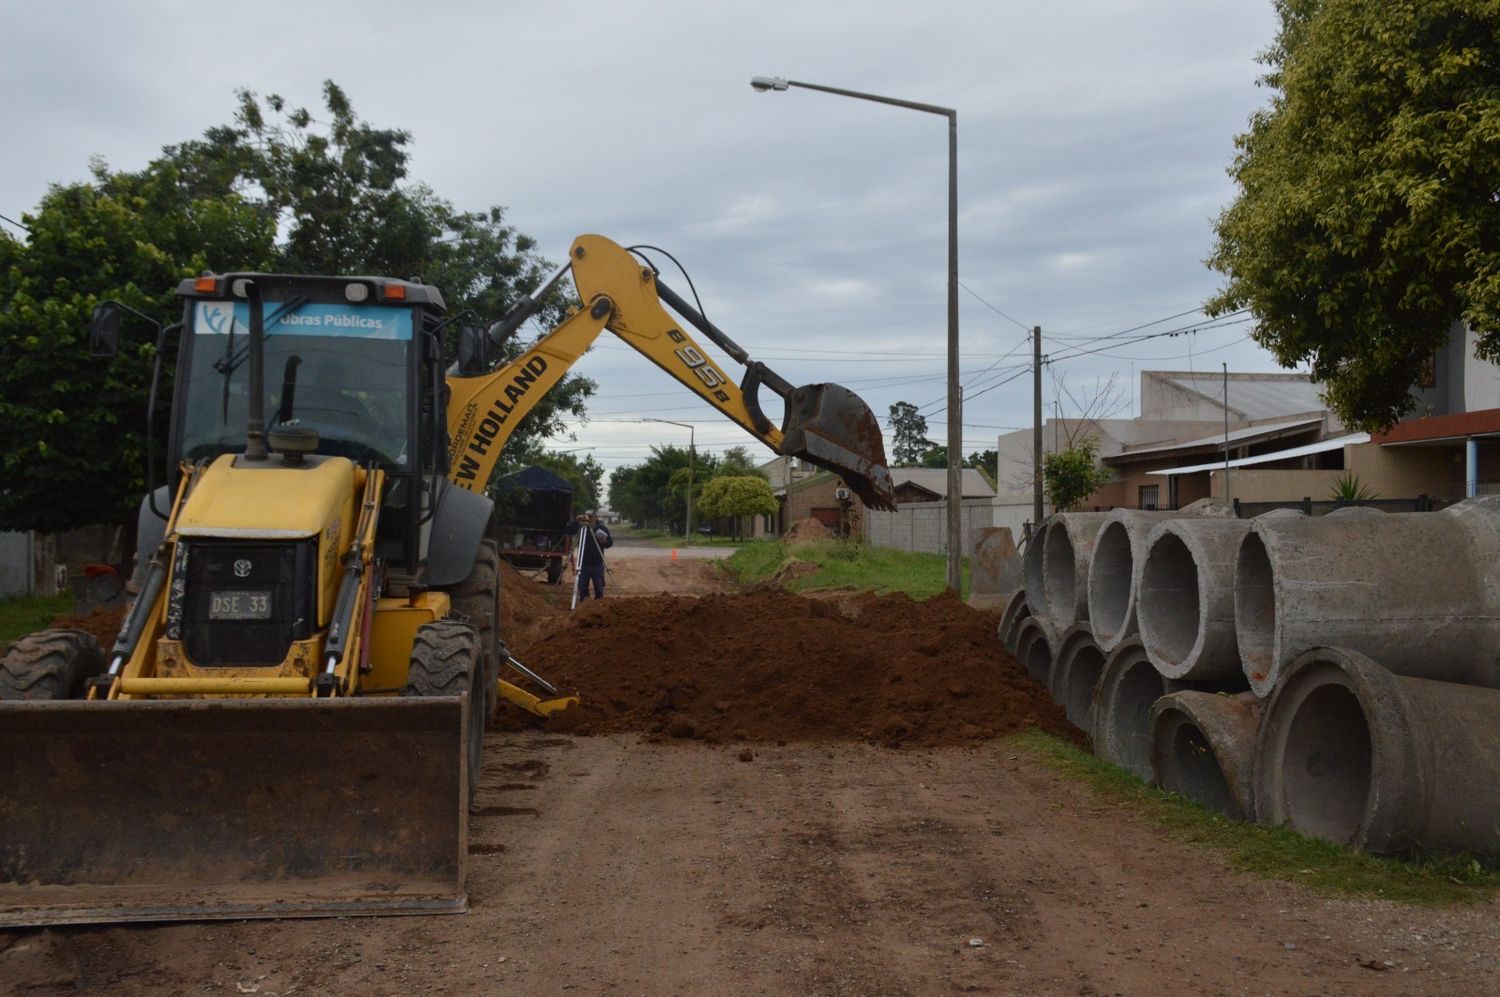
[0,234,894,927]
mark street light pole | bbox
[752,75,962,593]
[644,418,695,544]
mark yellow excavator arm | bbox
[444,234,895,508]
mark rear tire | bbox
[0,629,105,700]
[439,540,501,724]
[403,620,484,807]
[545,558,564,586]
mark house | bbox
[992,369,1338,536]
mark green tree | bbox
[697,476,778,539]
[1207,1,1500,430]
[888,401,934,466]
[965,449,997,474]
[0,165,276,532]
[1042,438,1112,512]
[608,445,705,529]
[0,82,590,534]
[164,82,595,456]
[492,448,606,516]
[715,445,762,478]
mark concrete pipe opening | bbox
[1278,683,1372,845]
[1043,521,1079,626]
[1087,520,1133,644]
[1160,719,1239,819]
[1023,524,1049,619]
[1100,654,1168,781]
[1063,643,1107,731]
[1234,532,1277,690]
[1023,633,1053,686]
[1138,532,1200,672]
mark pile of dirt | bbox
[499,559,569,650]
[49,606,126,650]
[510,588,1073,747]
[783,517,835,542]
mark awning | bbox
[1146,433,1370,476]
[1106,417,1322,465]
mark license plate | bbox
[210,590,272,620]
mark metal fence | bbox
[1231,495,1454,517]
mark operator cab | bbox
[170,273,451,577]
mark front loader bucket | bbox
[0,697,467,927]
[780,383,896,510]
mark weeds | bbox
[1013,728,1500,905]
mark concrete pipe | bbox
[1035,512,1110,643]
[1086,501,1233,653]
[998,589,1030,654]
[1137,518,1254,683]
[1235,497,1500,697]
[1089,638,1177,781]
[1022,522,1049,621]
[1050,625,1108,732]
[1254,646,1500,856]
[1013,617,1053,687]
[1150,691,1262,821]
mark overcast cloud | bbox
[1,0,1286,476]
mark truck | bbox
[0,234,894,926]
[492,465,576,585]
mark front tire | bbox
[0,629,105,700]
[403,620,484,807]
[439,539,501,724]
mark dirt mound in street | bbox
[509,588,1073,747]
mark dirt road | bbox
[8,557,1499,995]
[8,732,1496,995]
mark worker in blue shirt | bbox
[574,510,613,600]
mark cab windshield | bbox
[178,298,413,466]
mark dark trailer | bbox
[492,466,575,584]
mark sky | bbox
[0,0,1290,485]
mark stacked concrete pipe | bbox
[998,589,1030,654]
[1137,518,1256,684]
[1032,512,1111,643]
[1089,638,1180,781]
[1022,522,1049,626]
[1235,497,1500,697]
[1013,617,1053,687]
[1254,647,1500,856]
[1085,500,1233,653]
[1150,691,1262,821]
[1050,625,1107,731]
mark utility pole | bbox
[1032,325,1044,525]
[1222,363,1231,503]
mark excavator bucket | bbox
[0,697,468,927]
[780,383,897,510]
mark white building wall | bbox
[0,531,34,598]
[865,498,996,556]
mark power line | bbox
[958,280,1030,332]
[0,212,30,234]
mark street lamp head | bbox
[750,76,789,92]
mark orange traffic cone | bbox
[670,549,678,561]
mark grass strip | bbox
[1011,727,1500,905]
[0,594,74,645]
[725,538,969,600]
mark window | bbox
[1138,484,1160,510]
[180,298,413,467]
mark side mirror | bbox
[456,324,491,376]
[89,303,122,358]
